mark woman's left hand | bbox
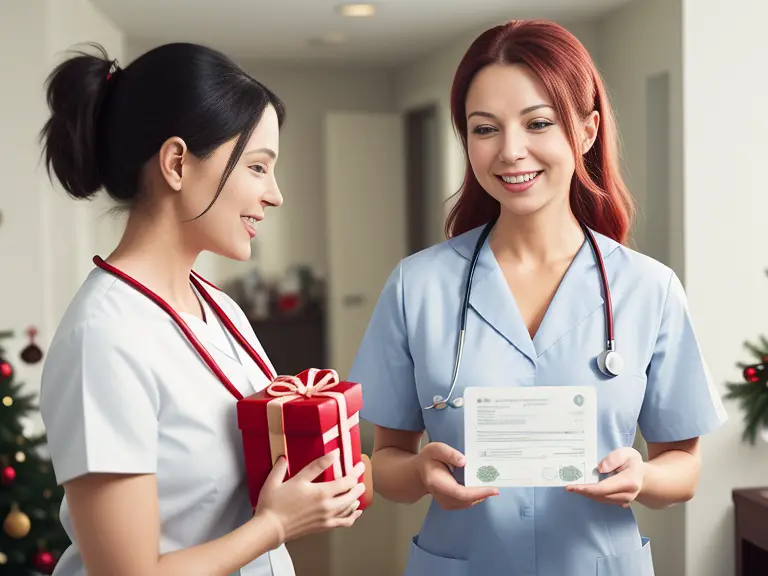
[566,447,646,508]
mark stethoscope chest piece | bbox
[432,395,464,410]
[597,349,623,377]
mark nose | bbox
[262,177,283,208]
[498,127,528,165]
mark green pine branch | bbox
[743,335,768,362]
[725,335,768,445]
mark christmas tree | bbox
[0,328,68,575]
[725,333,768,446]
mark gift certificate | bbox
[464,386,599,487]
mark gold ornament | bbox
[14,452,24,463]
[0,551,6,564]
[3,504,31,539]
[2,396,12,406]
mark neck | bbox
[490,204,584,266]
[105,205,202,313]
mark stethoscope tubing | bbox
[426,218,615,410]
[92,256,276,400]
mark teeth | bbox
[501,171,539,184]
[243,216,258,227]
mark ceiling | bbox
[91,0,633,66]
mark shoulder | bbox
[603,236,680,303]
[40,270,163,420]
[48,268,167,355]
[396,227,482,286]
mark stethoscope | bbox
[92,256,276,400]
[425,217,623,411]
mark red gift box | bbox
[237,368,372,511]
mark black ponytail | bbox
[40,42,285,207]
[40,43,114,200]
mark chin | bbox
[230,245,252,262]
[495,196,550,218]
[215,242,252,262]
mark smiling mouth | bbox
[497,171,542,184]
[241,215,260,238]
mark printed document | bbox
[464,386,599,487]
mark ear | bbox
[581,111,600,155]
[158,137,188,191]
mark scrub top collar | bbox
[446,223,622,364]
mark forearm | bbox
[371,446,427,504]
[636,449,700,509]
[155,512,281,576]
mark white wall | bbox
[0,0,124,418]
[394,19,600,238]
[594,2,685,574]
[0,0,49,409]
[683,1,768,576]
[596,0,684,278]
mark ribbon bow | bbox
[267,368,340,399]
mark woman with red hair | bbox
[349,19,725,575]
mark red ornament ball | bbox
[0,363,11,378]
[1,466,15,486]
[32,550,56,574]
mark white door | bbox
[325,112,407,380]
[325,112,424,576]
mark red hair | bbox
[445,20,635,244]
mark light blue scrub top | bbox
[349,224,727,576]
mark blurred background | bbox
[0,0,766,575]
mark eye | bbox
[249,164,267,175]
[471,125,497,136]
[528,120,554,131]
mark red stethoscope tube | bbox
[93,256,276,400]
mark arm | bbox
[371,426,499,510]
[65,455,366,576]
[370,427,427,503]
[66,473,277,576]
[635,437,701,509]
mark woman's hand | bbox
[254,452,367,547]
[566,447,646,507]
[417,442,499,510]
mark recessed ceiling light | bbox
[338,3,376,18]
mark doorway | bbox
[405,104,442,254]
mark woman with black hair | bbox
[38,43,365,576]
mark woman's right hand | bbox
[416,442,499,510]
[254,452,366,546]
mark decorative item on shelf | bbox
[241,269,271,320]
[725,333,768,445]
[276,268,302,314]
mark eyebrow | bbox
[245,147,276,159]
[467,104,554,120]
